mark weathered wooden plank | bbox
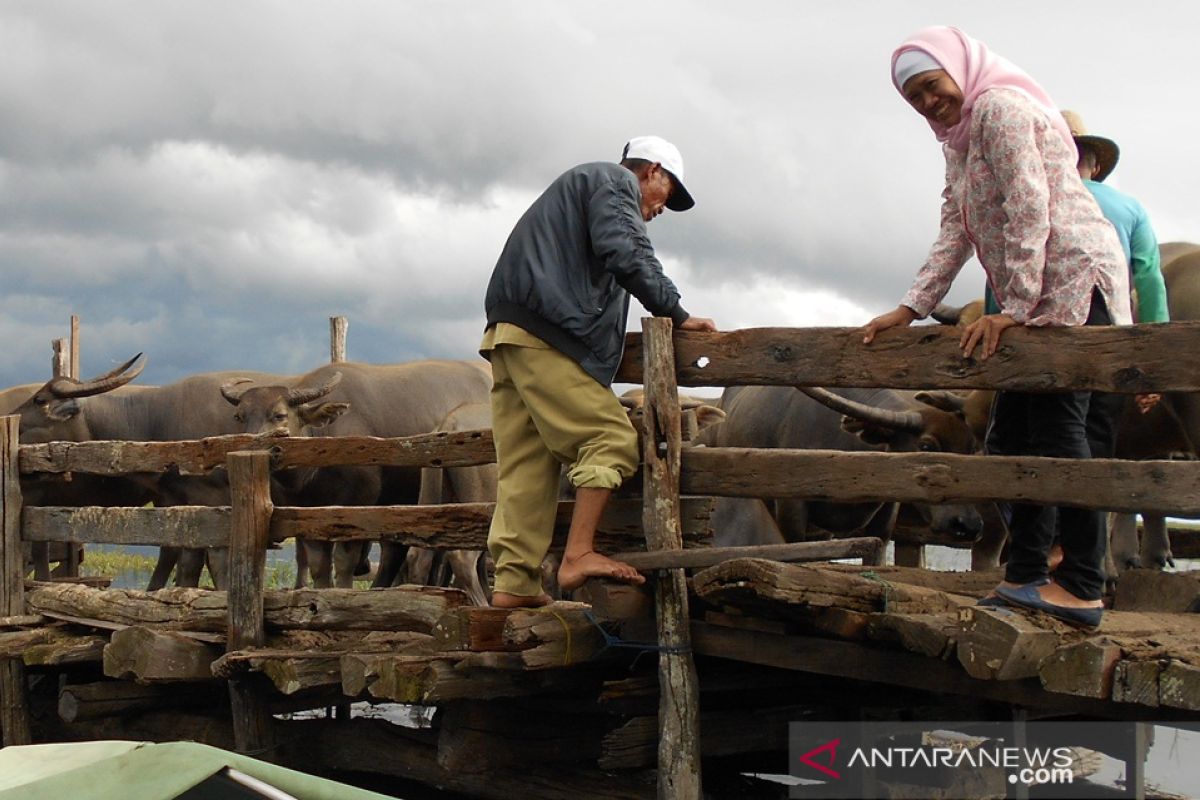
[681,448,1200,515]
[1113,660,1162,707]
[0,415,30,747]
[615,323,1200,392]
[103,626,221,682]
[1039,638,1123,699]
[58,681,223,723]
[867,612,957,659]
[641,317,702,800]
[20,429,497,476]
[821,564,1003,597]
[692,558,970,616]
[226,451,274,756]
[1159,660,1200,711]
[27,582,467,632]
[956,606,1062,681]
[22,506,229,547]
[22,497,709,552]
[341,652,600,703]
[432,602,609,669]
[23,632,107,666]
[1113,569,1200,612]
[609,537,882,571]
[688,621,1198,719]
[271,497,712,551]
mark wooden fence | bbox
[4,319,1200,799]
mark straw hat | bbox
[1060,110,1120,182]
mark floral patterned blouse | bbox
[901,88,1132,326]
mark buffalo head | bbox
[797,386,983,541]
[14,353,146,443]
[220,371,349,436]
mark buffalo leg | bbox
[1109,511,1141,573]
[405,547,437,586]
[971,502,1009,570]
[332,542,366,588]
[147,547,180,590]
[372,543,409,588]
[206,548,228,590]
[293,537,309,589]
[447,550,489,606]
[175,548,207,587]
[1140,514,1174,569]
[304,540,334,589]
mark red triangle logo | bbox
[798,738,841,780]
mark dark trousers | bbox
[984,290,1112,601]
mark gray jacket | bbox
[484,162,688,386]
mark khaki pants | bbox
[486,341,638,597]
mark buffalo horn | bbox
[220,378,256,405]
[48,353,145,399]
[287,372,342,406]
[796,386,923,433]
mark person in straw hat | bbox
[862,26,1133,628]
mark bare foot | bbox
[558,551,646,592]
[491,591,552,608]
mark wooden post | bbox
[330,316,348,363]
[51,338,69,378]
[69,314,80,379]
[0,416,32,746]
[226,451,275,756]
[893,542,925,568]
[640,317,701,799]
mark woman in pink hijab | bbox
[862,26,1131,628]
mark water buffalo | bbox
[9,357,293,588]
[2,362,153,578]
[219,360,493,588]
[698,385,983,559]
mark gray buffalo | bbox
[698,385,983,558]
[8,357,292,588]
[219,360,493,588]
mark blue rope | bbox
[582,608,692,657]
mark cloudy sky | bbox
[2,1,1197,389]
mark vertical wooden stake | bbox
[226,451,275,756]
[51,338,69,379]
[0,416,32,746]
[69,314,81,379]
[330,316,348,363]
[641,318,702,799]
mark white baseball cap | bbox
[621,135,694,211]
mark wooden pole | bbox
[0,415,32,746]
[226,451,275,756]
[330,316,348,363]
[640,317,701,799]
[69,314,80,379]
[51,338,69,378]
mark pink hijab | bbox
[891,26,1075,157]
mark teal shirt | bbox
[984,180,1169,322]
